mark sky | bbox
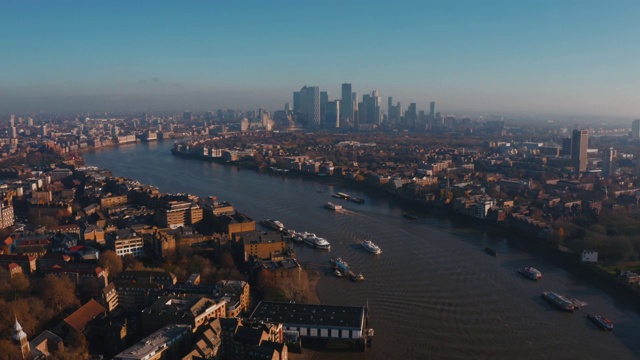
[1,0,639,119]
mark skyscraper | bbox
[571,129,589,172]
[301,86,320,126]
[632,119,640,139]
[430,101,435,117]
[341,83,354,123]
[602,147,615,178]
[325,100,340,129]
[320,91,328,125]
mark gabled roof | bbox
[63,299,107,332]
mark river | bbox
[84,140,640,360]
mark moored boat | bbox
[351,197,365,204]
[541,291,575,312]
[304,235,331,250]
[588,314,614,331]
[336,192,351,200]
[518,267,542,280]
[402,212,418,220]
[260,219,284,231]
[484,247,497,257]
[324,202,343,211]
[292,232,315,243]
[361,240,382,254]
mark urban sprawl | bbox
[1,83,640,359]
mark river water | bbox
[84,141,640,360]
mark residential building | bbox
[115,324,192,360]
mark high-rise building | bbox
[571,129,589,172]
[9,127,17,138]
[602,147,615,178]
[430,101,436,117]
[306,86,320,126]
[405,103,417,128]
[320,91,328,125]
[325,100,340,129]
[632,119,640,139]
[183,111,192,121]
[341,83,354,123]
[561,137,572,156]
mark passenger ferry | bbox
[324,202,343,211]
[518,267,542,280]
[588,314,614,331]
[304,235,331,250]
[361,240,382,254]
[260,219,284,231]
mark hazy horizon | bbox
[2,1,639,119]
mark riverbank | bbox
[169,148,640,314]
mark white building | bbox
[581,250,598,263]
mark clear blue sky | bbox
[1,0,639,118]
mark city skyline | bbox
[1,1,640,119]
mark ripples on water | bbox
[85,142,640,360]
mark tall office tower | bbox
[341,83,354,122]
[40,124,48,137]
[27,117,33,126]
[561,137,572,156]
[325,100,340,129]
[430,101,435,117]
[183,111,192,121]
[632,119,640,139]
[9,114,15,127]
[293,91,301,112]
[370,91,382,125]
[306,86,320,126]
[285,102,292,112]
[405,103,417,128]
[571,129,589,172]
[9,127,17,138]
[602,147,615,178]
[320,91,328,124]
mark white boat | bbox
[260,219,284,231]
[324,202,342,211]
[518,267,542,280]
[361,240,382,254]
[292,232,315,243]
[304,235,331,250]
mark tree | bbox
[98,250,123,279]
[123,254,144,270]
[0,339,24,359]
[10,273,30,294]
[36,275,80,314]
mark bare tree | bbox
[98,250,123,279]
[36,274,80,314]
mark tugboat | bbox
[541,291,575,312]
[518,267,542,280]
[587,314,614,331]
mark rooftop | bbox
[115,324,191,360]
[250,301,366,330]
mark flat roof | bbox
[250,301,365,330]
[115,324,191,360]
